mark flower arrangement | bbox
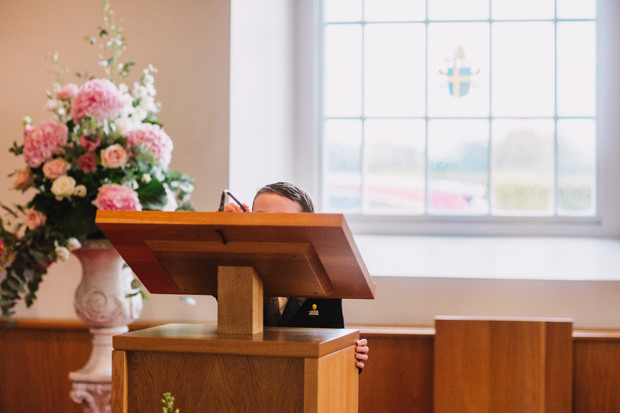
[0,0,194,320]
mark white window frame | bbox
[293,0,620,238]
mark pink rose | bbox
[55,83,79,100]
[70,78,125,124]
[125,123,173,167]
[100,144,129,168]
[0,239,4,261]
[12,168,34,190]
[92,184,142,211]
[23,121,68,167]
[26,209,46,230]
[79,135,101,152]
[77,152,98,173]
[42,158,70,179]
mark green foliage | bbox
[162,392,180,413]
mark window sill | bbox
[353,234,620,281]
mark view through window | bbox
[320,0,596,218]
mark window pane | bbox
[323,119,363,212]
[428,0,489,21]
[557,0,596,19]
[364,119,426,214]
[492,22,555,117]
[491,119,555,215]
[365,23,426,117]
[324,25,362,117]
[557,22,596,117]
[492,0,554,19]
[324,0,362,22]
[428,120,490,215]
[428,22,490,117]
[557,119,596,216]
[364,0,425,22]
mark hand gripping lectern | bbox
[96,210,376,413]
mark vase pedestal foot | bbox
[69,326,129,413]
[70,381,112,413]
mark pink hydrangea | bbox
[70,79,125,124]
[125,123,173,167]
[23,121,68,167]
[92,184,142,211]
[77,152,98,173]
[55,83,79,101]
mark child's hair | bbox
[254,182,315,213]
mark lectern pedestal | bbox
[96,211,375,413]
[112,324,359,412]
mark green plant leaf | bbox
[138,179,167,210]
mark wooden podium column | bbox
[217,266,263,335]
[433,316,573,413]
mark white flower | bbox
[141,174,151,184]
[181,296,196,306]
[115,116,141,135]
[163,185,178,212]
[73,185,87,197]
[66,237,82,251]
[51,175,76,200]
[133,84,148,99]
[45,99,60,111]
[55,246,70,262]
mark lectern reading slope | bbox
[96,210,375,333]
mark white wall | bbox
[229,0,295,204]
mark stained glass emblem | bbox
[439,46,479,97]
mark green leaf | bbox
[60,203,99,237]
[138,179,167,210]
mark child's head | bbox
[253,182,315,213]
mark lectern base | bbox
[112,323,359,413]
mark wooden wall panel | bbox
[358,330,434,413]
[434,318,573,413]
[573,334,620,413]
[0,321,92,413]
[2,321,620,413]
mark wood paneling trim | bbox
[2,320,620,413]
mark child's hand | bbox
[223,202,250,212]
[355,338,369,370]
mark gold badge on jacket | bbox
[308,303,319,317]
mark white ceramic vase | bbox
[69,239,143,413]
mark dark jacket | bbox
[263,297,344,329]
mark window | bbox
[320,0,597,224]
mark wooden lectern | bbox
[96,211,375,413]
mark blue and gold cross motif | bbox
[439,46,480,98]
